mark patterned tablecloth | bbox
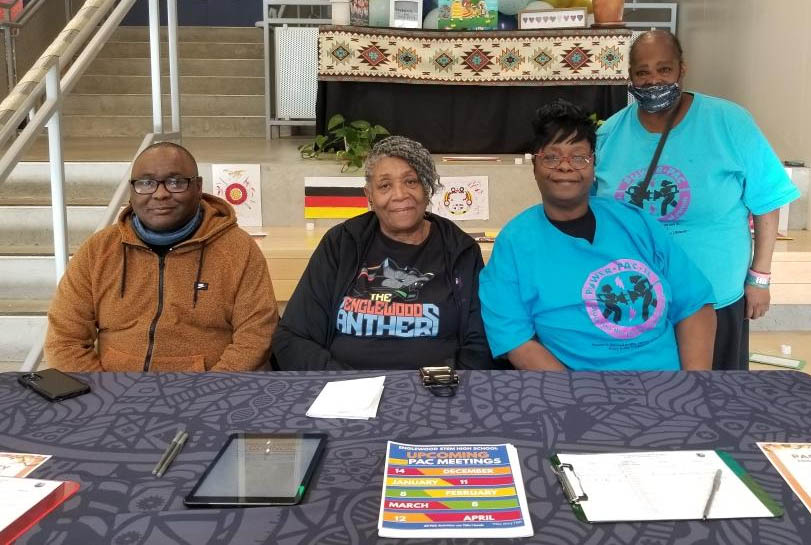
[2,370,811,544]
[318,26,632,86]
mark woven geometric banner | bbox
[318,25,632,86]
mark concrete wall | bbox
[676,0,811,166]
[200,153,543,231]
[1,0,79,98]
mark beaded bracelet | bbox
[745,269,771,288]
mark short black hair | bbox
[630,30,684,65]
[134,141,199,176]
[531,98,596,154]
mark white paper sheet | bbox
[430,176,489,221]
[306,376,385,420]
[212,163,263,226]
[555,450,777,522]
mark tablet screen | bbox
[185,433,327,506]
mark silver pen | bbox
[153,428,184,475]
[156,431,189,478]
[702,469,722,520]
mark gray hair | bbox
[364,136,440,199]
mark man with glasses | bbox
[45,142,278,372]
[479,100,716,371]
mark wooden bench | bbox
[250,228,811,306]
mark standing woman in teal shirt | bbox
[595,30,800,370]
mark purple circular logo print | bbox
[582,259,666,339]
[614,165,691,222]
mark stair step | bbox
[0,206,107,249]
[0,245,81,256]
[113,26,263,43]
[0,257,61,300]
[0,300,50,315]
[62,115,265,137]
[6,162,130,184]
[0,194,113,206]
[87,57,263,77]
[0,315,47,365]
[72,75,264,95]
[0,162,125,206]
[63,94,265,116]
[98,41,263,59]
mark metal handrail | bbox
[0,0,120,158]
[0,0,183,371]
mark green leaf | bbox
[373,125,389,136]
[299,144,317,159]
[327,114,345,130]
[343,131,359,146]
[314,135,328,149]
[350,120,371,130]
[588,112,604,126]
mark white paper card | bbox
[431,176,489,221]
[212,164,263,226]
[0,453,51,478]
[306,376,386,420]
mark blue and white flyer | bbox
[378,442,534,538]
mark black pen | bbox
[702,469,722,520]
[153,428,184,475]
[156,431,189,478]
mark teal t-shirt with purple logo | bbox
[478,199,714,371]
[595,92,800,308]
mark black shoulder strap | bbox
[638,105,680,193]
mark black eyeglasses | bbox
[534,153,593,170]
[130,176,201,195]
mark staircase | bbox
[61,26,265,137]
[0,26,266,369]
[0,162,128,369]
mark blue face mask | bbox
[628,82,681,113]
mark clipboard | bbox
[550,450,783,523]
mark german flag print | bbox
[304,177,368,219]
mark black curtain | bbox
[121,0,261,26]
[317,81,628,154]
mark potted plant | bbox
[592,0,623,25]
[299,114,390,171]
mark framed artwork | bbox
[350,0,370,26]
[430,176,489,221]
[438,0,497,30]
[389,0,422,28]
[213,164,263,226]
[518,8,587,30]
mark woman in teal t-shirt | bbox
[595,31,800,370]
[479,99,716,371]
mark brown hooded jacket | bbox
[45,194,278,372]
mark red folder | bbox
[1,480,79,545]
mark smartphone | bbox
[18,369,91,402]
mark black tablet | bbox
[184,432,327,507]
